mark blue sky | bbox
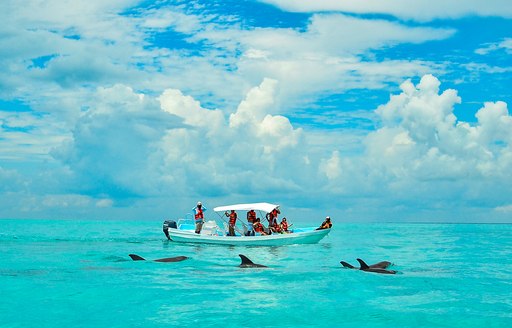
[1,0,511,222]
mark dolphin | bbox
[239,254,267,268]
[356,258,396,274]
[129,254,188,263]
[340,260,392,270]
[340,259,396,274]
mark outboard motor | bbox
[162,220,177,240]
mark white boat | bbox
[163,202,331,246]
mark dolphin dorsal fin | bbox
[340,261,356,269]
[356,258,370,270]
[239,254,255,265]
[129,254,146,261]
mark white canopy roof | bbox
[213,202,279,213]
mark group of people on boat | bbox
[224,206,291,236]
[192,201,331,236]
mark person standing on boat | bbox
[225,210,238,236]
[266,206,280,227]
[246,209,256,236]
[193,201,206,234]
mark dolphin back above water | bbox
[340,259,397,274]
[356,258,397,274]
[340,260,392,270]
[239,254,267,268]
[129,254,189,262]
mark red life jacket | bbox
[268,209,278,226]
[194,208,203,221]
[229,212,237,225]
[247,210,256,223]
[254,222,264,232]
[281,221,288,231]
[267,209,277,227]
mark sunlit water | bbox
[1,219,511,327]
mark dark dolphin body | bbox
[239,254,267,268]
[340,260,392,270]
[340,259,396,274]
[356,258,396,274]
[129,254,189,262]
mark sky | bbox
[1,0,511,223]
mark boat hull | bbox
[167,228,331,246]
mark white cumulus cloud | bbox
[158,78,306,197]
[52,84,183,198]
[322,74,512,220]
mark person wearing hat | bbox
[316,216,332,230]
[192,201,207,234]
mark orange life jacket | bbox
[247,210,256,223]
[194,208,203,221]
[254,222,264,232]
[281,221,288,231]
[268,209,278,225]
[229,212,237,225]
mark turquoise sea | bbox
[1,219,511,327]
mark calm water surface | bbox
[1,219,511,327]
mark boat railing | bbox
[177,215,195,230]
[202,220,225,236]
[178,215,226,234]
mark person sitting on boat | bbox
[246,209,256,236]
[280,217,291,233]
[266,206,280,228]
[253,218,267,235]
[193,201,206,234]
[225,210,238,236]
[270,220,282,234]
[316,216,332,230]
